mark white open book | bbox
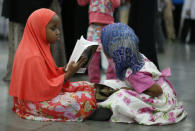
[98,79,133,90]
[66,36,98,73]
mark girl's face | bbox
[46,14,60,44]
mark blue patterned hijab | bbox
[101,23,145,80]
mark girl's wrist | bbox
[64,71,71,81]
[63,67,66,72]
[64,73,69,81]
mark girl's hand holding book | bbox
[64,57,87,80]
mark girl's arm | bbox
[143,83,163,97]
[111,0,120,8]
[77,0,90,6]
[126,72,163,97]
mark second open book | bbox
[66,36,98,73]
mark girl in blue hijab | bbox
[101,23,162,97]
[99,23,187,125]
[101,23,144,80]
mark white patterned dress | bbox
[98,56,187,125]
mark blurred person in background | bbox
[60,0,89,61]
[172,0,184,38]
[155,0,166,53]
[0,0,8,40]
[180,0,195,44]
[128,0,159,69]
[163,0,176,41]
[77,0,120,84]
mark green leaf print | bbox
[113,117,118,122]
[152,72,158,79]
[48,106,54,111]
[84,101,92,112]
[153,109,160,114]
[41,102,50,108]
[163,113,169,120]
[105,102,112,109]
[165,94,169,104]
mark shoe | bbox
[86,107,113,121]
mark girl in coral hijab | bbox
[9,8,100,121]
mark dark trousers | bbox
[61,0,89,61]
[155,14,165,52]
[128,0,159,69]
[180,19,195,43]
[172,4,183,38]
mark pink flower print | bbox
[168,100,172,105]
[178,105,183,109]
[41,117,50,122]
[150,116,155,122]
[141,96,154,103]
[131,118,137,123]
[72,103,81,111]
[117,92,123,98]
[60,106,78,120]
[168,112,176,122]
[116,80,120,83]
[155,123,162,126]
[88,36,93,41]
[123,97,131,105]
[172,98,176,105]
[55,105,66,112]
[125,90,138,97]
[130,109,134,114]
[178,105,184,111]
[64,112,76,120]
[138,107,154,114]
[127,70,132,75]
[147,98,154,103]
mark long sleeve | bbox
[110,0,120,8]
[77,0,90,6]
[125,72,156,94]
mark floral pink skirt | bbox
[12,81,97,122]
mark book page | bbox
[98,79,133,90]
[66,36,98,73]
[77,45,98,73]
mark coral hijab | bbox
[9,8,66,102]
